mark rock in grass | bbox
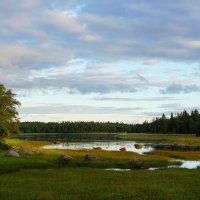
[132,159,143,164]
[59,155,74,164]
[85,154,104,161]
[6,149,20,157]
[130,159,144,169]
[119,147,126,151]
[134,144,143,149]
[93,147,102,150]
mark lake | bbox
[43,140,154,154]
[17,133,120,141]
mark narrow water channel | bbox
[106,160,200,171]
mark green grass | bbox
[121,133,200,146]
[0,152,58,173]
[1,137,199,172]
[148,150,200,160]
[0,168,200,200]
[0,148,178,173]
[0,135,200,200]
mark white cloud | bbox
[44,10,86,33]
[81,34,103,42]
[0,42,72,67]
[180,40,200,48]
[143,59,160,65]
[1,0,200,122]
[19,104,143,114]
[0,43,42,66]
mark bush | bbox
[0,141,11,150]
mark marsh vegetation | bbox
[0,134,200,200]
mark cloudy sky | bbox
[1,0,200,123]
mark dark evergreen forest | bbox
[20,109,200,136]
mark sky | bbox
[1,0,200,123]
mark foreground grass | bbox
[0,168,200,200]
[0,136,199,200]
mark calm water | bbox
[105,168,131,171]
[170,160,200,169]
[107,160,200,171]
[17,133,120,141]
[148,160,200,170]
[42,141,200,169]
[42,141,154,154]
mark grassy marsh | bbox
[0,134,200,200]
[121,133,200,146]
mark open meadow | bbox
[0,134,200,200]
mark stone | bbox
[134,144,143,149]
[131,159,144,169]
[59,155,74,164]
[93,147,102,150]
[7,149,20,157]
[119,147,126,151]
[85,154,104,161]
[53,141,60,144]
[132,159,143,164]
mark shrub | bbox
[0,141,11,150]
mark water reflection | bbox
[105,168,131,172]
[42,141,154,154]
[149,160,200,170]
[105,160,200,171]
[169,160,200,169]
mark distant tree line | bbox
[133,109,200,136]
[20,121,133,134]
[20,109,200,136]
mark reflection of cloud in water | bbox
[173,160,200,169]
[106,160,200,171]
[43,141,154,155]
[105,168,131,172]
[150,160,200,170]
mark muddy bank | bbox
[151,144,200,151]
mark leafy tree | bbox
[0,84,20,138]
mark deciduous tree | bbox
[0,84,20,138]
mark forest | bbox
[20,109,200,136]
[134,109,200,135]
